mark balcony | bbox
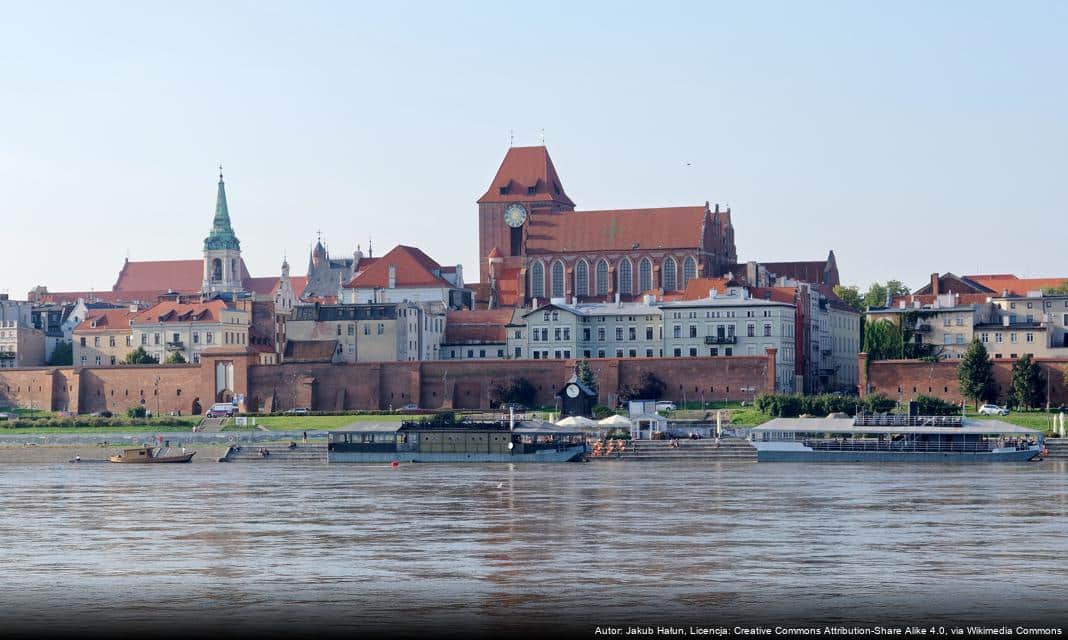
[165,341,184,351]
[704,335,737,345]
[0,351,15,360]
[915,323,932,332]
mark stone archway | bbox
[217,389,234,403]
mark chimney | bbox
[714,203,720,213]
[615,292,621,305]
[930,273,940,296]
[532,297,539,309]
[709,288,717,299]
[129,304,138,313]
[455,264,463,287]
[388,264,396,289]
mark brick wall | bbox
[861,354,1068,407]
[1,351,778,413]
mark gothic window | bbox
[682,256,697,289]
[639,258,652,293]
[530,262,545,298]
[575,260,589,298]
[212,258,223,282]
[595,259,609,296]
[619,259,633,296]
[662,257,678,292]
[551,261,565,298]
[231,259,237,279]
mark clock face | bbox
[503,203,527,228]
[566,384,580,398]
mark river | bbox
[0,461,1065,637]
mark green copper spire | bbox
[204,167,241,251]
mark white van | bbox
[207,403,236,418]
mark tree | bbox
[1010,354,1044,410]
[617,371,666,404]
[958,340,996,410]
[489,377,537,408]
[859,280,911,309]
[833,285,864,312]
[1042,281,1068,295]
[863,319,904,360]
[576,360,598,395]
[166,351,187,364]
[123,346,159,365]
[47,341,73,366]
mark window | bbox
[725,348,732,356]
[689,347,697,357]
[551,261,565,297]
[575,260,589,297]
[109,336,115,347]
[1026,333,1034,343]
[193,332,200,344]
[710,347,718,356]
[956,317,964,326]
[79,337,86,347]
[540,328,548,341]
[532,330,540,342]
[563,328,571,340]
[110,356,116,365]
[673,348,681,357]
[479,349,486,358]
[615,349,623,358]
[514,330,522,339]
[125,336,132,347]
[598,349,605,358]
[141,335,148,345]
[555,328,562,341]
[595,260,609,296]
[944,334,953,345]
[628,327,637,341]
[514,347,522,358]
[348,325,355,336]
[552,311,559,321]
[95,356,101,365]
[639,258,652,292]
[467,349,474,358]
[981,332,988,343]
[363,325,370,335]
[673,325,681,339]
[747,324,755,337]
[554,350,562,359]
[956,334,965,344]
[689,325,697,338]
[377,323,384,335]
[995,333,1002,343]
[563,350,571,358]
[154,333,161,345]
[93,336,100,347]
[1010,333,1017,343]
[618,259,633,296]
[616,327,624,341]
[530,262,545,298]
[598,327,606,341]
[662,257,678,291]
[682,257,697,289]
[763,324,772,337]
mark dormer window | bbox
[527,186,536,195]
[499,186,508,195]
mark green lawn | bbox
[967,410,1062,433]
[243,414,425,431]
[0,425,196,435]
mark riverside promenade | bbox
[588,437,757,462]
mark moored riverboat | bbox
[108,445,196,464]
[751,414,1044,463]
[327,415,587,463]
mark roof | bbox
[283,339,337,362]
[132,300,232,325]
[442,309,513,345]
[524,206,708,254]
[965,274,1068,296]
[74,308,137,334]
[754,417,1039,435]
[112,259,205,293]
[759,260,834,286]
[887,293,994,308]
[675,277,739,301]
[343,245,453,289]
[521,301,660,319]
[477,146,575,206]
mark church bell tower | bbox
[202,168,244,295]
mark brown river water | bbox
[0,461,1066,637]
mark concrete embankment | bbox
[1045,439,1068,460]
[0,445,231,464]
[588,437,757,462]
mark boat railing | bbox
[802,438,1034,453]
[853,414,963,427]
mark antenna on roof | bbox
[539,128,545,145]
[218,164,223,180]
[509,129,514,147]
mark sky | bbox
[1,1,1066,300]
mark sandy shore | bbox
[0,444,231,464]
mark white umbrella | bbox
[597,414,633,427]
[556,416,599,428]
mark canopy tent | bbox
[597,414,633,428]
[555,416,599,429]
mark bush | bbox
[755,392,896,418]
[126,406,147,419]
[910,395,961,416]
[592,405,615,419]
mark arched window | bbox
[575,260,589,298]
[595,259,609,296]
[638,258,652,293]
[682,256,697,289]
[662,257,678,291]
[551,261,565,298]
[231,258,237,279]
[618,259,633,296]
[530,262,545,298]
[212,258,223,282]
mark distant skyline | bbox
[2,1,1065,300]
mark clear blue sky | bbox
[2,1,1065,299]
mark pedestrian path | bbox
[222,443,327,463]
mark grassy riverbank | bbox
[224,414,426,431]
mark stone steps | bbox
[1045,439,1068,460]
[224,443,327,463]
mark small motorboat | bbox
[108,446,196,464]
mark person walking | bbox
[303,431,308,444]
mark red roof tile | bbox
[525,206,707,254]
[73,308,137,333]
[677,277,740,301]
[478,146,575,206]
[284,339,337,362]
[132,300,231,325]
[963,274,1068,296]
[343,245,452,289]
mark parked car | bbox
[978,404,1009,416]
[502,403,527,412]
[655,402,677,412]
[285,407,310,415]
[206,403,237,418]
[0,412,10,421]
[398,403,419,411]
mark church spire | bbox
[204,166,240,251]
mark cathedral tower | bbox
[202,169,244,294]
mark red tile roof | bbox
[132,300,231,325]
[889,293,994,308]
[525,206,707,254]
[73,308,137,334]
[443,309,513,345]
[284,339,337,362]
[343,245,453,289]
[749,287,799,305]
[243,276,280,296]
[963,274,1068,296]
[487,247,503,258]
[677,277,740,301]
[758,260,832,285]
[478,146,575,206]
